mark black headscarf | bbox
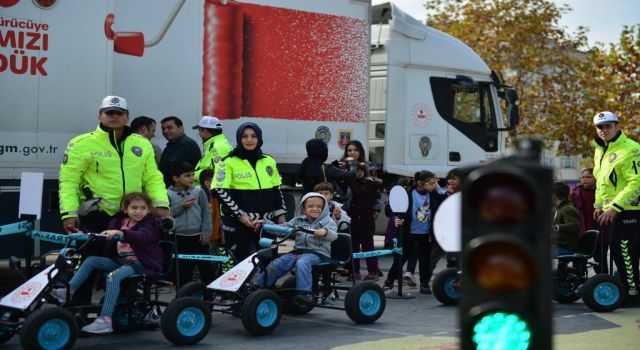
[230,122,264,167]
[296,138,328,189]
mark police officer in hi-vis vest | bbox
[591,111,640,302]
[59,96,170,303]
[213,122,287,262]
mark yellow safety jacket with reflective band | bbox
[213,154,286,220]
[591,131,640,212]
[194,133,233,185]
[59,125,169,219]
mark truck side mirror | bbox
[506,88,520,127]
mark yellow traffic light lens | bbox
[471,173,535,226]
[470,241,535,293]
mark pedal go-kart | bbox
[552,229,625,312]
[0,228,175,350]
[161,223,386,345]
[432,267,461,306]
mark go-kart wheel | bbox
[21,306,78,350]
[0,311,17,345]
[176,281,207,299]
[345,282,385,324]
[433,268,461,306]
[582,274,625,312]
[552,268,581,304]
[281,276,314,315]
[161,297,211,345]
[241,290,282,336]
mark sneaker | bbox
[50,288,68,305]
[363,273,380,282]
[419,284,432,295]
[295,293,315,305]
[403,272,417,287]
[81,317,113,334]
[383,280,394,291]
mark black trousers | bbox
[222,218,259,263]
[171,234,215,289]
[387,233,434,286]
[609,211,640,294]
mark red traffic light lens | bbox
[469,241,535,293]
[470,173,535,226]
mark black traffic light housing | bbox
[459,139,552,350]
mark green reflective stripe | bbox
[620,240,636,288]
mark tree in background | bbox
[425,0,639,158]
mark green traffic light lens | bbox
[473,312,531,350]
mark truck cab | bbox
[370,2,519,177]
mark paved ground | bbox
[1,236,639,349]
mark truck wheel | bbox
[433,268,461,306]
[161,297,211,345]
[345,282,385,324]
[552,268,581,304]
[281,276,314,315]
[241,290,282,335]
[21,307,78,350]
[582,274,625,312]
[176,282,207,299]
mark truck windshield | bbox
[430,77,499,152]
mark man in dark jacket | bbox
[159,116,201,186]
[552,182,580,255]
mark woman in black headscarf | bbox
[213,122,287,262]
[296,138,357,195]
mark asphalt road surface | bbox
[2,255,638,350]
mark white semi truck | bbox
[0,0,518,242]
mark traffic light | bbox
[459,139,552,350]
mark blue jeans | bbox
[255,252,323,292]
[69,256,141,317]
[556,245,575,256]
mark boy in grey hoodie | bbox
[168,162,213,287]
[254,192,338,302]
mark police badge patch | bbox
[216,170,225,182]
[609,153,617,163]
[266,166,273,176]
[131,146,143,157]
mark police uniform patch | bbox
[266,166,273,176]
[62,154,68,165]
[216,170,225,182]
[131,146,143,157]
[609,153,617,163]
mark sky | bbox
[393,0,640,47]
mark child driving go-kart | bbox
[50,192,165,334]
[252,192,338,303]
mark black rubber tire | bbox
[161,297,212,346]
[582,274,625,312]
[552,268,581,304]
[433,268,461,306]
[281,276,314,315]
[241,290,282,336]
[345,282,386,324]
[0,317,14,345]
[21,306,78,350]
[176,281,207,299]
